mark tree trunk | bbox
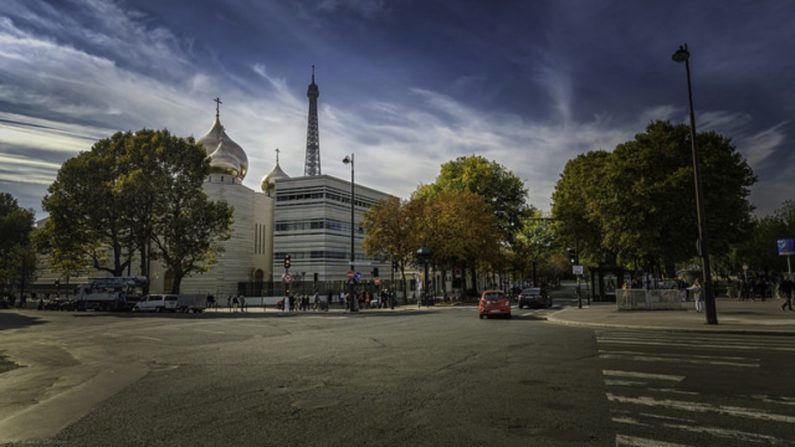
[469,265,478,297]
[171,272,182,294]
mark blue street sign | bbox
[777,239,794,256]
[354,271,362,281]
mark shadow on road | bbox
[0,311,46,331]
[67,309,441,320]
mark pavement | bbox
[547,296,795,335]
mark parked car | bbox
[478,290,511,319]
[518,287,549,308]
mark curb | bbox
[545,308,795,337]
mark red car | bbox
[479,290,511,319]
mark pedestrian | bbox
[227,295,233,311]
[313,291,320,311]
[239,295,246,312]
[780,275,794,311]
[327,290,333,309]
[689,279,703,312]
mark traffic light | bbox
[373,267,379,277]
[283,254,291,270]
[567,248,577,265]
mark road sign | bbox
[354,271,362,281]
[777,239,794,255]
[572,265,584,275]
[283,273,293,283]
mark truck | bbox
[134,294,207,313]
[75,276,148,311]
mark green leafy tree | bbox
[551,150,611,265]
[43,130,232,292]
[43,134,135,276]
[0,193,36,299]
[417,155,529,243]
[732,200,795,275]
[515,210,559,286]
[596,121,755,273]
[147,131,232,293]
[552,121,755,274]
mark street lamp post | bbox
[672,43,718,325]
[343,154,357,312]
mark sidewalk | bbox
[547,297,795,335]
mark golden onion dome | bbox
[198,115,248,180]
[261,160,290,193]
[207,142,241,178]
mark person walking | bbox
[780,275,794,311]
[689,279,703,312]
[239,295,246,312]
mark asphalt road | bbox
[1,306,793,446]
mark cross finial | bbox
[275,147,280,165]
[214,97,222,119]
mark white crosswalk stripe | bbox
[597,329,794,446]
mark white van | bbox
[134,294,177,312]
[134,294,206,313]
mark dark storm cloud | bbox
[0,0,793,218]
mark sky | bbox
[1,0,793,219]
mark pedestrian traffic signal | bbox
[567,248,577,265]
[313,272,318,282]
[373,267,379,277]
[283,254,291,269]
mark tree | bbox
[362,197,416,301]
[597,121,755,273]
[732,200,795,275]
[43,133,135,276]
[552,121,755,274]
[42,130,232,292]
[409,190,500,297]
[551,150,611,265]
[515,210,559,286]
[417,155,529,243]
[0,193,36,299]
[147,131,232,293]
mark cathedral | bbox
[33,68,394,298]
[146,69,393,297]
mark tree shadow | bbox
[0,311,46,331]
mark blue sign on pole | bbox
[354,271,362,282]
[777,239,794,256]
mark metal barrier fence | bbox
[616,289,683,310]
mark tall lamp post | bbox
[672,43,718,325]
[343,154,357,312]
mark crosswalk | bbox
[596,330,795,446]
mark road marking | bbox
[603,369,684,382]
[612,417,784,445]
[606,393,795,423]
[598,349,757,362]
[599,353,758,368]
[750,394,795,406]
[615,434,691,447]
[596,337,795,352]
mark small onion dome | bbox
[198,116,248,180]
[261,161,290,193]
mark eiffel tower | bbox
[304,65,321,176]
